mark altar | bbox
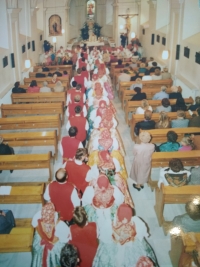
[85,41,104,47]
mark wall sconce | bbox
[61,29,65,34]
[119,25,124,30]
[52,37,57,43]
[131,32,136,38]
[162,50,169,60]
[25,59,31,68]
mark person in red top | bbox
[79,57,87,70]
[27,80,40,93]
[59,126,83,162]
[70,68,87,93]
[43,168,80,224]
[66,106,89,147]
[65,148,91,195]
[81,66,90,80]
[69,206,98,267]
[66,81,78,106]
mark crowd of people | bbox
[30,45,161,267]
[2,38,200,267]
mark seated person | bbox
[155,98,172,113]
[40,81,51,92]
[190,133,200,149]
[63,70,68,77]
[172,200,200,232]
[27,80,40,93]
[130,58,137,68]
[134,110,155,136]
[53,68,62,77]
[12,81,26,93]
[138,63,147,73]
[0,210,15,234]
[142,74,152,81]
[158,158,191,188]
[0,136,15,173]
[35,68,46,77]
[161,67,171,79]
[158,130,180,152]
[188,96,200,111]
[53,81,64,92]
[60,244,79,267]
[130,87,146,101]
[135,99,153,114]
[115,59,124,69]
[171,97,187,112]
[189,107,200,127]
[178,136,194,151]
[189,166,200,185]
[153,86,169,100]
[169,86,182,99]
[47,72,53,77]
[151,68,162,80]
[155,111,171,129]
[171,110,189,128]
[149,61,161,73]
[130,71,140,81]
[147,57,154,67]
[130,78,143,90]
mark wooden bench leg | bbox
[154,187,165,226]
[169,236,183,267]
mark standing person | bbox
[43,168,80,223]
[69,207,98,267]
[130,131,155,191]
[70,68,87,93]
[120,33,126,48]
[31,202,71,267]
[66,106,89,147]
[65,148,98,195]
[59,126,83,162]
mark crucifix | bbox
[118,14,138,44]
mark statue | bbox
[118,14,138,32]
[89,31,97,42]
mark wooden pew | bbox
[125,97,193,124]
[24,77,69,89]
[0,115,61,140]
[155,183,200,226]
[33,65,73,79]
[0,131,58,159]
[19,83,68,92]
[152,151,200,226]
[141,127,200,143]
[119,79,173,100]
[1,102,64,125]
[0,152,53,181]
[0,226,34,253]
[122,87,183,109]
[0,182,45,205]
[130,112,191,141]
[11,92,66,105]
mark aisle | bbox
[112,93,185,267]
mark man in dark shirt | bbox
[189,107,200,127]
[188,96,200,111]
[12,82,26,93]
[0,136,14,173]
[53,68,62,77]
[134,110,155,136]
[120,34,127,48]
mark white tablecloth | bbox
[85,41,104,46]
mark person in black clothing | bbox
[63,58,73,65]
[47,72,53,77]
[120,33,127,48]
[35,68,46,78]
[0,136,15,173]
[171,97,187,112]
[149,62,161,73]
[43,40,50,52]
[134,110,156,136]
[12,82,26,93]
[53,69,62,77]
[131,87,147,101]
[169,86,182,99]
[42,67,50,72]
[130,71,140,81]
[188,96,200,111]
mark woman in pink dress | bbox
[130,131,155,191]
[27,80,40,93]
[178,136,194,151]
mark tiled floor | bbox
[0,92,186,267]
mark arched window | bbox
[49,15,62,36]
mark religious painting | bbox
[87,0,95,17]
[49,15,62,36]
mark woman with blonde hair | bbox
[130,77,143,90]
[135,99,153,114]
[178,136,195,151]
[53,81,64,92]
[130,131,155,191]
[155,111,171,129]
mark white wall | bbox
[0,0,9,49]
[140,0,149,26]
[156,0,169,31]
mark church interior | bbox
[0,0,200,267]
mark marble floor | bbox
[0,92,186,267]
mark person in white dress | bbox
[135,99,153,114]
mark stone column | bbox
[65,6,70,44]
[112,2,119,44]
